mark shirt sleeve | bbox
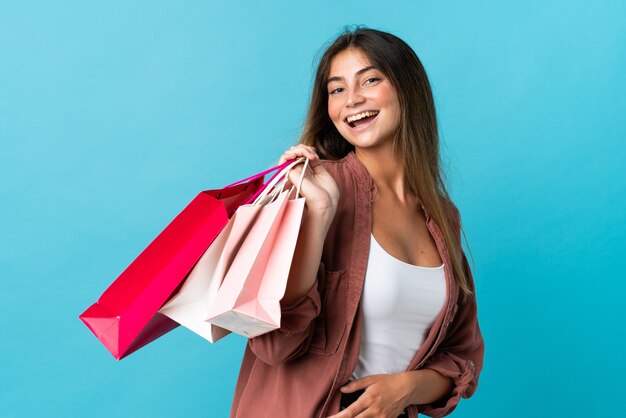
[416,205,485,417]
[246,263,324,366]
[417,252,484,416]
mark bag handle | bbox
[269,157,309,201]
[224,159,294,189]
[252,157,305,206]
[224,158,300,206]
[252,157,308,206]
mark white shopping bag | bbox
[158,218,235,343]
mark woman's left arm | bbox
[412,203,484,417]
[326,370,454,418]
[413,249,484,417]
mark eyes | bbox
[328,77,381,95]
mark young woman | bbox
[230,26,484,418]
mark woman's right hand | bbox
[274,145,339,308]
[278,145,340,219]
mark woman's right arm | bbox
[247,145,340,366]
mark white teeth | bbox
[346,111,379,124]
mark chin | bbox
[341,132,389,150]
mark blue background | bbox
[2,1,625,417]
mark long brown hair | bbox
[298,25,475,299]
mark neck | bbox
[354,145,413,204]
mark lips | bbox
[344,110,379,125]
[345,112,379,131]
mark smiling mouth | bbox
[346,111,379,128]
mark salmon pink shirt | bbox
[230,151,484,417]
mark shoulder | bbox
[315,155,349,173]
[313,156,358,192]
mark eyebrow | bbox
[327,65,379,85]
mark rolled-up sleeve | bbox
[417,249,484,417]
[247,264,323,366]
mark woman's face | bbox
[326,48,401,151]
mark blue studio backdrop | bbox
[1,1,625,417]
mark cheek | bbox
[377,86,396,107]
[379,89,401,123]
[327,100,342,123]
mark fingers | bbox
[285,164,303,187]
[327,378,374,418]
[278,144,319,164]
[329,375,405,418]
[340,377,375,393]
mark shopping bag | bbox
[156,215,234,343]
[159,158,308,342]
[205,158,308,338]
[79,160,294,359]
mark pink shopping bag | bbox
[79,160,294,359]
[206,158,308,338]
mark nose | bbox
[345,85,365,107]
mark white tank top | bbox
[351,233,447,380]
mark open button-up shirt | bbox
[230,151,484,417]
